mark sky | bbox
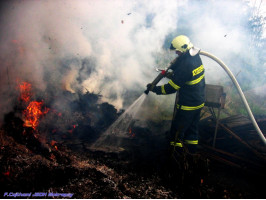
[0,0,265,122]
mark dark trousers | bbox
[170,107,202,153]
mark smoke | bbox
[0,0,265,123]
[172,0,265,86]
[0,0,179,114]
[183,0,266,115]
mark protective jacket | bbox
[154,51,205,110]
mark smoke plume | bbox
[0,0,265,123]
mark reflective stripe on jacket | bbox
[156,51,205,109]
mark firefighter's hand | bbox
[146,84,161,95]
[146,83,155,92]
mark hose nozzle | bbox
[144,89,149,95]
[144,83,154,95]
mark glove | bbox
[146,83,155,92]
[146,83,161,94]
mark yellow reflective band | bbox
[186,74,205,85]
[161,85,166,94]
[177,103,205,110]
[169,80,180,90]
[192,65,204,76]
[170,141,183,147]
[184,140,198,145]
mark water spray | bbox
[144,49,266,145]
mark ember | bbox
[128,127,135,137]
[68,125,77,134]
[3,171,10,176]
[50,140,58,150]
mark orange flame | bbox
[50,140,57,146]
[128,127,136,137]
[19,81,49,130]
[50,140,58,150]
[23,101,49,130]
[19,82,32,103]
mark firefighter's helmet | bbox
[170,35,193,53]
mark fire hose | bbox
[144,50,266,145]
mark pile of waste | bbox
[0,82,265,198]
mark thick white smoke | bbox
[0,0,180,111]
[177,0,265,87]
[0,0,265,123]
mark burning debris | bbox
[22,101,49,130]
[0,75,265,198]
[1,56,266,199]
[18,82,32,103]
[0,82,180,198]
[0,80,265,198]
[18,81,50,131]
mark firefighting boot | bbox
[170,142,184,163]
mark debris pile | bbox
[0,82,178,198]
[199,114,266,169]
[0,82,266,198]
[0,118,177,198]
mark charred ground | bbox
[0,91,266,199]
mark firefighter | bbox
[147,35,205,155]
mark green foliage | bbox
[223,84,266,117]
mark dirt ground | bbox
[1,126,265,199]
